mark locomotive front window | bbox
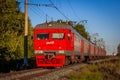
[37,33,49,40]
[52,33,64,40]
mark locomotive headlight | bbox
[39,50,43,53]
[58,50,64,54]
[34,50,43,54]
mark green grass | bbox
[67,59,120,80]
[68,65,103,80]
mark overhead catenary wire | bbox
[29,7,42,17]
[18,0,42,17]
[29,0,56,22]
[35,0,52,21]
[49,0,70,21]
[35,0,52,22]
[29,0,43,16]
[67,0,81,21]
[19,0,53,23]
[18,0,71,21]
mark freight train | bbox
[34,21,106,67]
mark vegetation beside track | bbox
[0,58,36,73]
[66,58,120,80]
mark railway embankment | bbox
[62,57,120,80]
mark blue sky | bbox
[19,0,120,55]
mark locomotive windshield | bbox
[52,33,64,40]
[37,33,49,40]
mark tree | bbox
[0,0,34,60]
[74,24,90,41]
[117,44,120,56]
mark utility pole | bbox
[46,14,48,23]
[23,0,28,67]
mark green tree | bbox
[117,44,120,56]
[0,0,34,60]
[74,24,90,41]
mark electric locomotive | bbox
[34,21,106,67]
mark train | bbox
[34,21,106,67]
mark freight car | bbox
[34,22,106,67]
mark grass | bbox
[66,58,120,80]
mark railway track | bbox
[0,56,119,80]
[0,68,53,80]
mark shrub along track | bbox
[0,56,118,80]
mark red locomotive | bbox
[34,22,106,67]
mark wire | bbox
[29,7,42,17]
[67,0,80,21]
[29,0,53,22]
[18,0,71,22]
[36,0,52,19]
[49,0,70,20]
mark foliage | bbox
[74,24,90,41]
[117,43,120,56]
[0,0,34,61]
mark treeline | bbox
[0,0,34,61]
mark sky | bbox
[19,0,120,55]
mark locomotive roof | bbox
[35,22,83,38]
[35,22,71,29]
